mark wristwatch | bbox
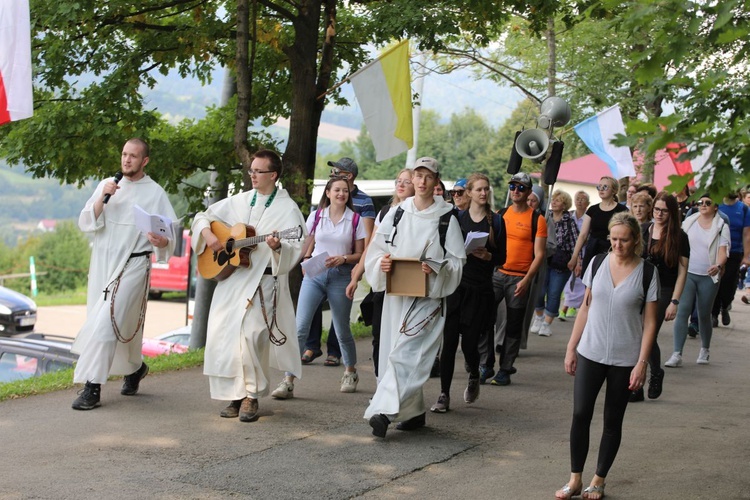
[343,255,347,263]
[670,299,679,305]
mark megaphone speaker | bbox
[515,128,549,161]
[543,140,565,185]
[506,131,523,175]
[538,96,571,129]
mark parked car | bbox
[0,337,78,383]
[155,325,191,347]
[149,229,192,299]
[0,286,37,335]
[26,332,188,361]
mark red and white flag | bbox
[0,0,33,126]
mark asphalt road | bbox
[3,296,750,499]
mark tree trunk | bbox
[281,0,336,205]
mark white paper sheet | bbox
[464,231,489,253]
[301,251,329,278]
[134,205,173,239]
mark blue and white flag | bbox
[574,105,635,178]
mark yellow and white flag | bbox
[350,39,413,162]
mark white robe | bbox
[73,175,177,383]
[191,188,306,400]
[363,197,466,422]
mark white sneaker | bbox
[664,352,683,368]
[529,314,544,334]
[340,371,359,393]
[538,322,552,337]
[271,379,294,399]
[697,348,710,365]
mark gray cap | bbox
[412,156,440,175]
[328,157,359,177]
[510,172,532,187]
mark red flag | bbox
[666,142,695,187]
[0,0,33,125]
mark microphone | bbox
[103,172,123,204]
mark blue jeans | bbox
[674,273,719,352]
[296,265,357,368]
[535,266,572,318]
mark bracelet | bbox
[343,255,347,263]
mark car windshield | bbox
[0,352,38,383]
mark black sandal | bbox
[301,350,323,364]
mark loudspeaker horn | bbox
[515,128,549,161]
[537,96,571,130]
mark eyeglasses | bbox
[250,169,274,176]
[395,179,413,186]
[697,200,713,207]
[596,184,611,191]
[508,184,528,192]
[652,207,669,215]
[451,189,466,197]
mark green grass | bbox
[0,348,205,402]
[32,288,88,307]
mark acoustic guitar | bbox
[198,221,303,281]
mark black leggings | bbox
[570,354,633,478]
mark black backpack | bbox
[589,253,655,314]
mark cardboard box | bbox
[386,258,428,297]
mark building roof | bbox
[550,151,680,190]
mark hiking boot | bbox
[72,382,101,410]
[220,399,243,418]
[396,412,426,431]
[431,393,450,413]
[369,414,390,438]
[239,397,259,422]
[629,388,644,402]
[121,362,149,396]
[648,369,665,400]
[479,365,495,384]
[721,308,731,326]
[464,377,480,403]
[271,379,294,399]
[697,348,710,365]
[340,371,359,393]
[538,322,552,337]
[490,370,511,386]
[664,352,683,368]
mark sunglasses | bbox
[508,184,528,192]
[697,200,713,207]
[451,189,466,197]
[330,168,351,177]
[596,184,611,191]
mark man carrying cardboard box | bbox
[363,157,466,439]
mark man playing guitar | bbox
[191,149,307,423]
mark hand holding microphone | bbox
[103,172,123,204]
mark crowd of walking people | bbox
[69,140,750,500]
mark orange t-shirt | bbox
[500,207,547,277]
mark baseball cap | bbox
[509,172,532,187]
[454,178,468,190]
[327,157,359,177]
[412,156,440,175]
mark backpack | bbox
[310,208,361,253]
[388,206,455,256]
[496,207,544,270]
[589,253,655,314]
